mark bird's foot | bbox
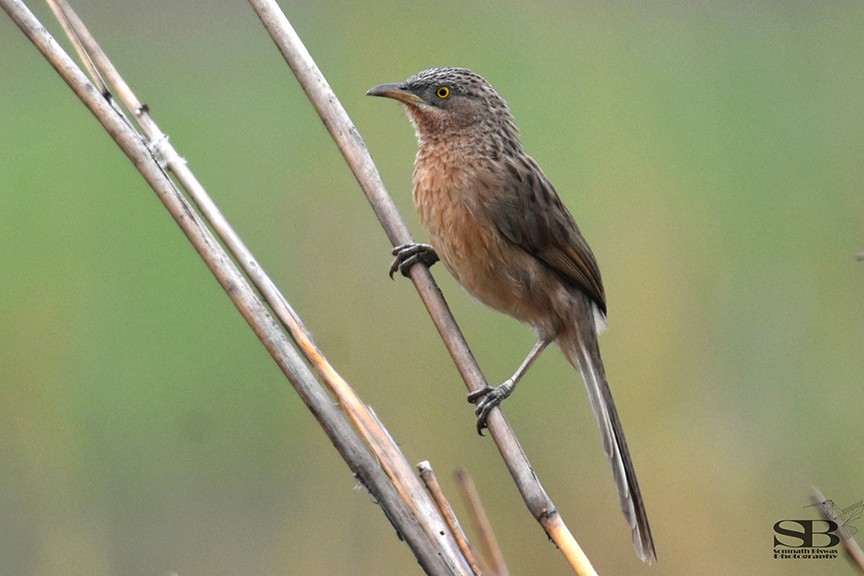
[389,243,439,279]
[467,379,515,435]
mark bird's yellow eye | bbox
[436,86,451,99]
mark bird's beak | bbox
[366,83,425,106]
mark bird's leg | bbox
[468,337,552,434]
[389,242,439,279]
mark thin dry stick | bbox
[811,487,864,573]
[40,4,469,571]
[247,1,598,574]
[3,2,469,574]
[455,468,510,576]
[419,461,485,576]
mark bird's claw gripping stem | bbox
[467,379,516,435]
[389,242,439,278]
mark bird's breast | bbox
[412,149,496,270]
[411,148,556,328]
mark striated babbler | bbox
[368,67,656,563]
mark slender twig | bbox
[811,487,864,573]
[246,1,598,574]
[2,1,471,574]
[455,468,510,576]
[419,461,485,576]
[44,0,105,93]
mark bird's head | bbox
[368,67,520,151]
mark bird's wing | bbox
[484,155,607,314]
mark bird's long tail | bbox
[558,318,657,564]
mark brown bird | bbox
[368,67,656,563]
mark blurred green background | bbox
[2,1,863,574]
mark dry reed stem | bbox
[419,462,485,576]
[42,4,469,572]
[455,469,510,576]
[246,0,599,574]
[3,1,471,574]
[6,0,602,572]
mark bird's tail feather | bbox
[558,324,657,564]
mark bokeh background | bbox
[2,1,863,575]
